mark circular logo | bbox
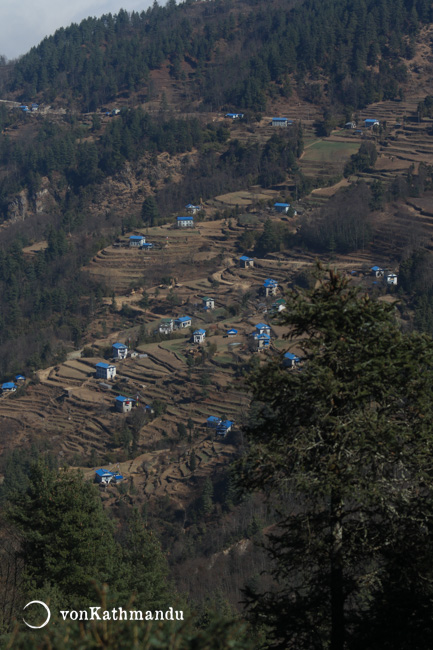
[23,600,51,629]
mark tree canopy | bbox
[240,269,433,649]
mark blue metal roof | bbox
[115,395,135,402]
[177,216,194,221]
[272,117,291,122]
[274,202,290,208]
[256,323,270,329]
[95,468,114,477]
[194,329,206,335]
[371,266,382,271]
[15,374,25,380]
[177,316,191,322]
[240,255,253,261]
[129,235,144,240]
[207,416,221,423]
[227,329,238,334]
[284,352,300,361]
[2,382,16,390]
[264,278,278,287]
[112,342,127,349]
[96,362,114,369]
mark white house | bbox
[177,216,194,228]
[274,202,290,214]
[255,323,271,337]
[202,296,215,310]
[271,298,286,313]
[94,468,124,485]
[271,117,292,127]
[159,318,174,334]
[254,333,271,350]
[175,316,192,329]
[115,395,134,413]
[239,255,254,268]
[112,342,128,359]
[371,266,385,278]
[185,204,201,214]
[216,420,234,437]
[95,362,117,380]
[262,278,278,297]
[385,272,398,286]
[193,329,206,344]
[227,329,238,337]
[129,235,146,247]
[1,382,16,393]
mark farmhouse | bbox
[1,382,16,393]
[193,329,206,344]
[273,202,291,214]
[202,296,214,310]
[216,420,234,437]
[364,119,379,128]
[371,266,385,277]
[207,415,222,429]
[227,329,238,337]
[177,216,194,228]
[129,235,146,247]
[271,117,292,127]
[283,352,301,368]
[94,469,124,485]
[255,323,271,336]
[112,342,128,359]
[159,318,174,334]
[95,362,117,380]
[185,204,201,214]
[225,113,244,119]
[239,255,254,268]
[262,278,278,297]
[254,333,271,350]
[115,395,134,413]
[175,316,192,329]
[385,272,398,285]
[15,374,25,382]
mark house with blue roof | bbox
[2,382,16,393]
[193,329,206,344]
[216,420,234,437]
[255,323,271,336]
[94,468,124,485]
[364,118,379,128]
[254,333,271,350]
[141,242,154,249]
[371,266,384,277]
[112,342,128,359]
[262,278,278,297]
[177,216,194,228]
[129,235,146,247]
[272,117,292,127]
[31,103,39,111]
[227,329,238,337]
[15,374,25,382]
[115,395,135,413]
[274,202,291,214]
[175,316,192,329]
[185,204,201,214]
[225,113,244,119]
[207,415,222,429]
[283,352,301,369]
[239,255,254,268]
[95,362,116,380]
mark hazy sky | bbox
[0,1,155,60]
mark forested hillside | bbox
[5,0,432,112]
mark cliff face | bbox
[7,178,57,221]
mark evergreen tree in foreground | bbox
[239,269,433,649]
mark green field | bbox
[302,139,360,164]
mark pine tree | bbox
[240,268,433,649]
